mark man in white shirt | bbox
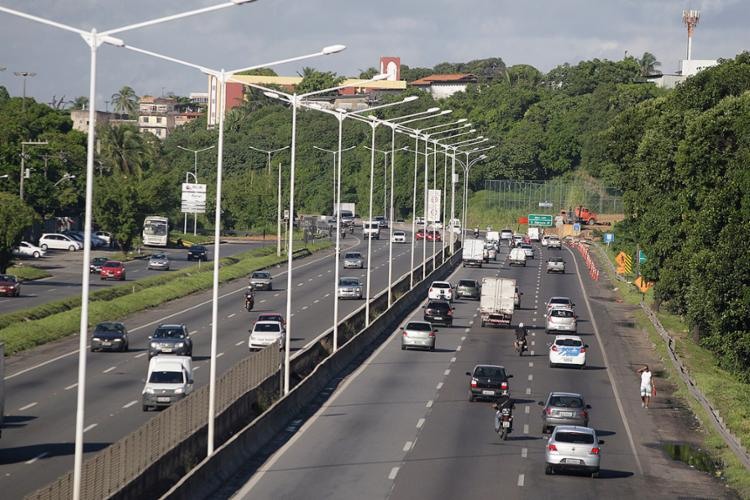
[637,365,654,409]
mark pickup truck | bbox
[480,277,516,327]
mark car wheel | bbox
[100,276,105,280]
[69,245,76,251]
[545,465,554,475]
[142,405,150,412]
[33,251,40,258]
[122,343,129,352]
[591,471,599,478]
[41,244,48,251]
[481,320,485,327]
[468,393,475,402]
[401,345,406,351]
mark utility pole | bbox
[19,140,48,200]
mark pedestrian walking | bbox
[637,365,655,409]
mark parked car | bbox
[249,270,273,290]
[549,335,587,368]
[546,296,575,312]
[256,313,285,329]
[148,324,192,358]
[546,306,578,334]
[343,252,364,269]
[94,231,112,246]
[100,260,126,281]
[423,299,453,326]
[248,321,285,350]
[391,230,407,243]
[539,392,591,434]
[148,253,170,271]
[467,364,512,402]
[12,241,45,259]
[455,279,480,300]
[545,425,602,477]
[63,230,107,248]
[90,321,129,352]
[187,244,208,261]
[90,256,109,274]
[39,233,82,251]
[400,321,437,351]
[428,281,454,302]
[337,277,363,299]
[0,274,20,297]
[546,257,565,274]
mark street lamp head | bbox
[457,118,468,123]
[231,0,258,4]
[439,110,453,115]
[402,95,419,103]
[334,107,348,113]
[370,73,389,81]
[264,91,281,100]
[427,107,440,113]
[469,129,477,133]
[322,44,346,55]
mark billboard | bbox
[427,189,441,222]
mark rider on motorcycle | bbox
[514,322,528,352]
[474,227,480,238]
[244,286,255,309]
[493,394,515,433]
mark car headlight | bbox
[150,341,159,348]
[144,387,155,394]
[174,387,185,394]
[92,337,100,342]
[175,342,184,348]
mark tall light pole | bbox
[249,145,289,175]
[313,144,355,217]
[177,145,215,235]
[13,71,36,111]
[19,140,48,200]
[248,145,289,255]
[456,146,494,238]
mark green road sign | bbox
[638,249,647,264]
[528,214,553,227]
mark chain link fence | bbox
[483,179,623,215]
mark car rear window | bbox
[474,366,506,378]
[550,396,583,408]
[551,309,575,318]
[554,432,594,444]
[555,338,582,347]
[549,257,563,263]
[405,322,431,331]
[432,282,450,288]
[458,280,476,287]
[427,301,450,310]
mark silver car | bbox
[546,306,577,333]
[148,253,170,271]
[343,251,364,269]
[547,236,562,249]
[337,277,363,299]
[520,243,534,259]
[539,392,590,434]
[400,321,437,351]
[249,271,273,290]
[546,257,565,274]
[545,425,602,477]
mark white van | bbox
[509,247,527,266]
[142,356,193,411]
[363,221,381,240]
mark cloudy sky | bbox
[1,0,747,109]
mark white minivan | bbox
[509,247,527,266]
[38,233,82,251]
[142,356,193,411]
[363,221,381,240]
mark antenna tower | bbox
[682,9,700,61]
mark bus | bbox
[142,216,169,247]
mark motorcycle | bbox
[514,338,527,356]
[494,406,513,440]
[244,288,255,312]
[473,229,480,238]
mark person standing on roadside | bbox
[637,365,655,409]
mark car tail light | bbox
[551,345,558,351]
[429,330,436,337]
[581,410,588,419]
[545,407,552,415]
[447,309,453,316]
[470,378,477,388]
[590,447,600,455]
[429,287,433,293]
[548,444,557,451]
[580,347,587,353]
[402,330,408,336]
[500,381,508,390]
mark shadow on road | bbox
[0,442,111,465]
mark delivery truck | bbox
[462,238,485,267]
[480,277,516,327]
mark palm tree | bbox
[98,124,148,178]
[639,52,661,77]
[111,86,139,117]
[70,96,89,110]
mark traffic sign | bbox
[573,223,581,233]
[528,214,553,227]
[181,183,207,214]
[604,233,614,244]
[638,250,647,264]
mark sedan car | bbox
[373,215,389,228]
[149,324,192,358]
[415,216,426,225]
[546,306,577,334]
[415,229,426,241]
[39,233,82,251]
[148,253,170,271]
[391,230,407,243]
[547,236,562,249]
[94,231,112,246]
[343,252,364,269]
[100,260,126,281]
[520,243,535,259]
[426,230,442,242]
[539,392,591,434]
[90,256,109,274]
[400,321,437,351]
[248,321,285,350]
[187,244,208,261]
[549,335,587,368]
[545,426,602,477]
[337,277,363,299]
[546,296,575,312]
[546,257,565,274]
[428,281,453,302]
[423,299,453,326]
[0,274,20,297]
[257,313,285,329]
[467,364,512,402]
[249,270,273,290]
[90,321,129,352]
[455,279,480,300]
[13,241,46,259]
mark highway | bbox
[0,242,262,314]
[0,227,435,499]
[230,242,727,500]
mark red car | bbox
[0,274,20,297]
[415,229,426,241]
[426,230,442,242]
[100,260,126,281]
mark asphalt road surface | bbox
[0,228,442,499]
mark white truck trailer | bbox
[462,238,485,267]
[480,277,516,327]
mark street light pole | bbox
[13,71,36,111]
[177,145,214,235]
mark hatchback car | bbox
[428,281,453,302]
[456,279,480,300]
[423,299,453,326]
[391,230,407,243]
[343,252,364,269]
[546,296,575,312]
[549,335,587,368]
[500,229,513,241]
[187,244,208,261]
[546,306,577,334]
[546,257,565,274]
[337,277,363,299]
[90,256,109,274]
[148,324,192,358]
[545,426,602,477]
[400,321,437,351]
[248,321,285,350]
[426,230,442,242]
[467,364,513,401]
[39,233,82,251]
[249,270,273,290]
[539,392,591,433]
[13,241,46,259]
[100,260,126,281]
[547,236,562,249]
[415,229,426,240]
[148,253,170,271]
[520,243,535,259]
[90,321,129,352]
[0,274,20,297]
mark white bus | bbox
[142,216,169,247]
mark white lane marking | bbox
[193,365,202,370]
[317,274,323,278]
[517,474,525,487]
[525,388,531,395]
[521,448,528,458]
[528,374,533,381]
[274,293,280,297]
[308,278,313,282]
[65,383,77,391]
[450,357,456,363]
[25,452,48,465]
[426,400,433,408]
[235,341,244,346]
[416,418,425,429]
[47,288,56,293]
[529,362,534,368]
[260,299,267,303]
[530,350,535,356]
[123,400,138,409]
[313,299,319,304]
[301,305,308,310]
[190,330,198,335]
[217,352,224,358]
[103,366,116,374]
[461,336,466,341]
[523,423,529,434]
[525,406,530,414]
[135,352,148,358]
[456,345,462,351]
[297,283,304,287]
[444,369,450,376]
[403,441,413,452]
[388,467,399,480]
[436,382,443,390]
[531,341,535,346]
[324,293,330,298]
[19,402,37,411]
[228,313,236,319]
[83,423,98,433]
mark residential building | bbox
[70,110,113,132]
[138,96,176,139]
[410,74,478,99]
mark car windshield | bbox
[153,328,185,339]
[554,432,594,444]
[344,253,361,259]
[458,280,476,287]
[152,254,167,260]
[340,279,359,286]
[190,246,205,251]
[549,396,583,408]
[95,323,122,333]
[103,261,121,268]
[555,338,582,347]
[551,309,575,318]
[405,322,431,331]
[252,272,270,279]
[474,366,506,379]
[149,370,184,384]
[254,323,281,332]
[0,275,16,282]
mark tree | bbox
[638,52,661,77]
[0,193,37,272]
[110,86,139,117]
[295,67,343,94]
[93,178,141,251]
[98,124,151,178]
[69,96,89,110]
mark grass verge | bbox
[596,244,750,498]
[7,265,52,281]
[0,240,331,356]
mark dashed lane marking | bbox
[416,418,425,429]
[103,366,116,374]
[525,387,531,395]
[19,402,37,411]
[456,345,462,351]
[521,448,528,458]
[426,400,433,408]
[217,352,224,358]
[388,467,399,480]
[123,400,138,409]
[450,357,456,363]
[65,383,77,391]
[528,374,533,381]
[525,406,530,414]
[83,423,98,433]
[135,352,147,358]
[523,423,529,434]
[436,382,443,390]
[228,313,236,318]
[517,474,525,487]
[25,452,48,465]
[403,441,413,452]
[235,341,244,346]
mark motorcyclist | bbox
[474,227,480,238]
[493,394,515,433]
[514,322,528,352]
[244,286,255,310]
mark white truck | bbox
[528,227,542,241]
[462,238,485,267]
[480,277,516,328]
[363,220,381,239]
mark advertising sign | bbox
[181,183,207,213]
[427,189,441,222]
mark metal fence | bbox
[27,346,280,500]
[483,179,623,214]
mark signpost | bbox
[573,222,581,234]
[528,214,553,227]
[427,189,441,223]
[181,183,207,213]
[604,232,614,245]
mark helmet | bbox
[518,322,524,328]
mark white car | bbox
[546,296,575,312]
[39,233,82,251]
[549,335,587,368]
[546,306,578,334]
[428,281,453,302]
[248,321,285,350]
[13,241,46,258]
[94,231,112,246]
[547,236,562,249]
[541,235,550,247]
[391,230,407,243]
[520,243,535,259]
[415,216,426,226]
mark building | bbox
[138,96,177,139]
[647,59,718,89]
[70,110,113,132]
[410,74,478,99]
[189,92,209,105]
